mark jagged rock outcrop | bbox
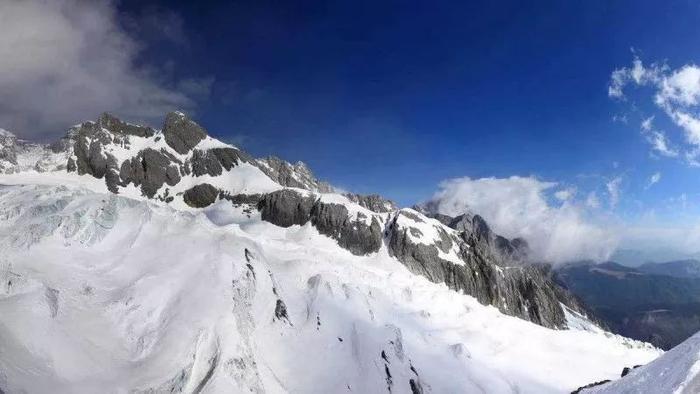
[310,203,383,255]
[258,189,382,255]
[255,156,334,193]
[67,120,122,192]
[254,156,397,213]
[344,193,397,213]
[163,112,207,155]
[59,112,261,200]
[189,148,251,177]
[385,210,588,329]
[119,148,181,198]
[448,213,530,265]
[98,112,155,138]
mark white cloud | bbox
[610,56,700,163]
[637,115,679,157]
[426,176,617,264]
[645,172,661,189]
[585,192,600,209]
[554,187,576,201]
[609,57,664,99]
[606,177,623,208]
[648,130,679,157]
[0,0,206,137]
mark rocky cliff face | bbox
[2,111,597,331]
[252,189,589,328]
[257,189,383,255]
[384,209,589,328]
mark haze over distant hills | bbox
[556,260,700,350]
[611,249,700,268]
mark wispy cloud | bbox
[606,177,623,208]
[554,187,576,202]
[0,0,208,138]
[645,172,661,189]
[610,55,700,164]
[585,192,600,209]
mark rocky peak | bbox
[162,111,207,154]
[415,211,531,266]
[343,193,398,213]
[97,112,156,138]
[256,155,334,193]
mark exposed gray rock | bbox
[427,213,456,227]
[447,213,530,266]
[70,123,119,181]
[163,112,207,155]
[183,183,219,208]
[344,193,398,213]
[385,210,589,329]
[213,147,252,169]
[409,379,424,394]
[190,148,251,177]
[257,190,382,255]
[310,203,383,255]
[119,148,181,198]
[258,190,316,227]
[190,149,223,177]
[219,192,263,206]
[274,299,291,324]
[97,112,155,138]
[255,156,334,192]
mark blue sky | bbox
[3,0,700,260]
[113,1,697,204]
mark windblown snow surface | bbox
[0,181,660,393]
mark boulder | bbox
[183,183,219,208]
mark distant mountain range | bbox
[556,260,700,349]
[611,248,700,267]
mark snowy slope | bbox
[584,332,700,394]
[0,184,660,393]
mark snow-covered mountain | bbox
[0,112,664,393]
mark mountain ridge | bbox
[0,111,595,329]
[0,111,668,393]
